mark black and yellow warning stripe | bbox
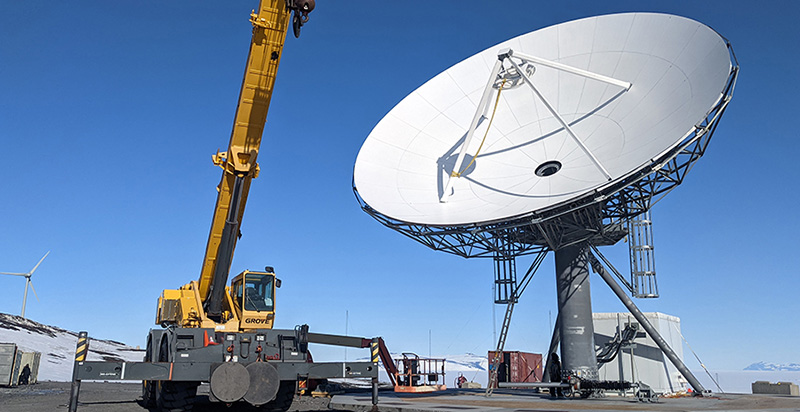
[75,332,89,362]
[371,339,379,363]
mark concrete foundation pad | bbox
[330,388,800,412]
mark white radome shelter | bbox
[594,312,685,394]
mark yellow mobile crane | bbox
[69,2,382,412]
[153,0,302,333]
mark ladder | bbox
[486,300,515,395]
[494,245,518,304]
[627,210,659,298]
[485,251,547,396]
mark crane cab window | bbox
[233,273,274,312]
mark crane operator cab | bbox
[231,267,280,330]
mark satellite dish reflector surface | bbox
[354,13,733,226]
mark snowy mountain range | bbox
[744,361,800,372]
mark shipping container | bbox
[0,343,16,386]
[0,343,41,386]
[488,351,543,386]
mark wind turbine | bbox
[0,251,49,318]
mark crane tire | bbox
[141,380,156,408]
[154,334,198,411]
[156,381,198,412]
[141,335,156,408]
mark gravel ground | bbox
[0,381,356,412]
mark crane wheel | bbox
[142,380,156,408]
[141,336,157,408]
[142,379,159,408]
[156,381,199,412]
[154,335,198,411]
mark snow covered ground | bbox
[369,355,800,393]
[368,352,490,388]
[2,312,798,394]
[694,369,800,394]
[445,352,490,386]
[0,313,144,381]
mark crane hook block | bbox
[287,0,315,38]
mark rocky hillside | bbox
[0,313,144,381]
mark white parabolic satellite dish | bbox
[354,13,734,227]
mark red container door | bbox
[518,352,543,382]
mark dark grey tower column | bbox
[555,243,598,380]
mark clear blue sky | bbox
[1,1,798,370]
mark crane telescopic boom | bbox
[198,1,293,319]
[155,0,314,332]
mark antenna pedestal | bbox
[555,243,598,380]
